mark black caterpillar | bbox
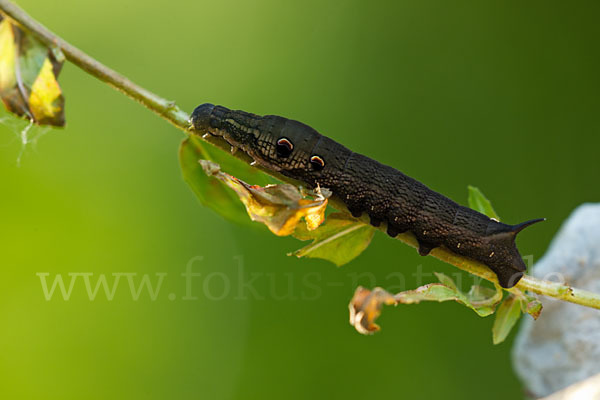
[191,103,544,288]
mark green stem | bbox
[2,0,599,310]
[0,0,188,129]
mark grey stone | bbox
[512,203,600,398]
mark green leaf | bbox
[290,213,375,266]
[395,283,472,304]
[520,295,543,320]
[348,278,504,335]
[179,135,272,227]
[513,290,543,320]
[466,283,504,309]
[492,295,522,344]
[430,273,501,316]
[467,186,500,221]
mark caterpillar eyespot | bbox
[310,155,325,171]
[276,137,294,158]
[190,103,545,288]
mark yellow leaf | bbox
[200,160,328,236]
[29,57,63,123]
[0,18,17,91]
[0,16,65,126]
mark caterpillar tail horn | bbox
[511,218,546,235]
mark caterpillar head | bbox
[191,103,267,162]
[191,103,320,175]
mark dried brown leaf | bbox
[349,287,397,335]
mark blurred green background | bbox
[1,0,598,399]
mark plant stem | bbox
[1,0,599,310]
[0,0,188,129]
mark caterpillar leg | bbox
[417,240,437,256]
